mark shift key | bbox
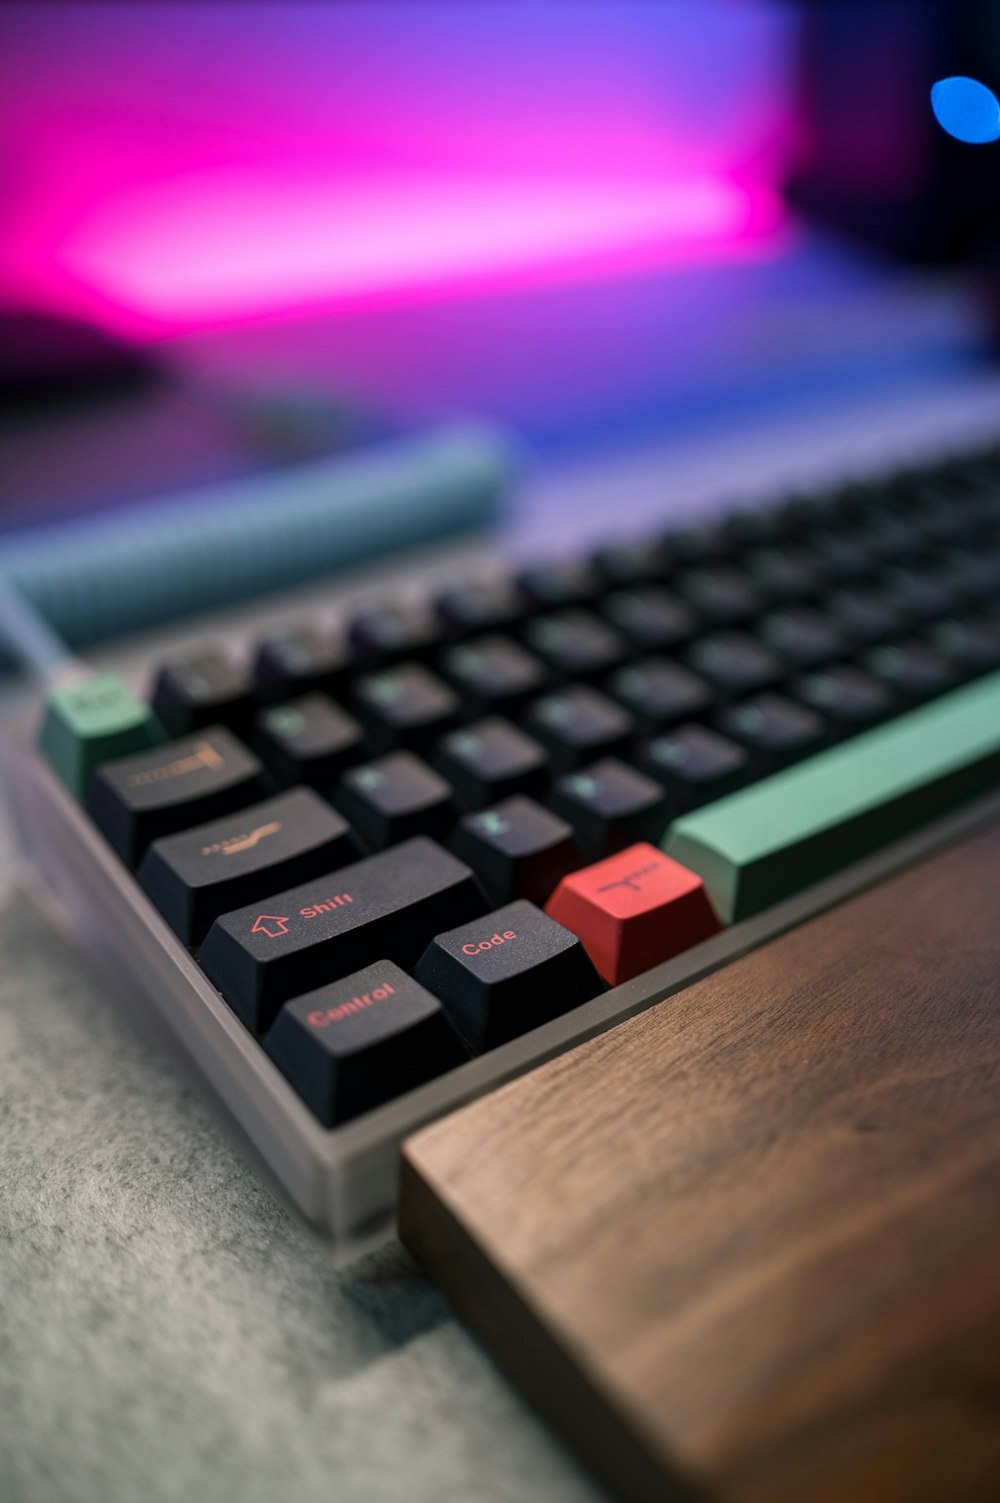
[199,837,487,1032]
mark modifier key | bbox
[415,900,602,1051]
[138,788,359,946]
[265,961,466,1125]
[199,837,486,1032]
[87,727,270,866]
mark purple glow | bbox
[0,2,799,334]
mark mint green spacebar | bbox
[664,670,1000,924]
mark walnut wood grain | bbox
[400,820,1000,1503]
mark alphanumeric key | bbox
[451,795,581,905]
[939,549,1000,608]
[152,648,254,735]
[591,537,666,587]
[522,686,635,769]
[138,788,360,946]
[435,576,524,636]
[862,640,961,705]
[661,520,740,568]
[684,631,785,697]
[756,607,849,670]
[352,662,459,749]
[255,694,366,788]
[881,566,961,623]
[441,634,547,712]
[199,837,487,1033]
[347,602,443,667]
[802,531,873,586]
[743,547,821,605]
[434,717,549,808]
[601,586,698,651]
[265,961,466,1125]
[793,664,896,736]
[254,625,351,703]
[523,609,629,679]
[548,758,671,859]
[826,588,907,646]
[335,751,457,850]
[87,726,271,867]
[716,693,826,774]
[929,617,1000,676]
[675,565,764,625]
[414,900,602,1052]
[606,657,714,730]
[517,558,604,610]
[846,516,924,565]
[639,724,750,811]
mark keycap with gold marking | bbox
[86,726,271,867]
[138,789,359,945]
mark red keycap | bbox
[544,842,721,985]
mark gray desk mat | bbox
[0,830,602,1503]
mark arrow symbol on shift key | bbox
[251,914,291,939]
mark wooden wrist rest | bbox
[400,819,1000,1503]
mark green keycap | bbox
[39,672,166,798]
[665,670,1000,924]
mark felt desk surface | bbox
[0,804,602,1503]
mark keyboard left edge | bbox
[6,710,1000,1260]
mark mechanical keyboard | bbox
[6,440,1000,1256]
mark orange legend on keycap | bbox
[545,843,721,985]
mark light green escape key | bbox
[665,670,1000,924]
[39,672,165,798]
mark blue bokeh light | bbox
[931,75,1000,144]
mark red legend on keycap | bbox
[545,842,721,985]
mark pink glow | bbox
[1,2,799,336]
[40,172,785,335]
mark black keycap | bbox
[548,758,671,860]
[265,961,466,1125]
[522,686,635,770]
[451,796,581,906]
[138,789,359,946]
[862,640,961,705]
[716,693,826,773]
[929,617,1000,676]
[152,648,255,735]
[639,724,750,811]
[199,836,487,1033]
[435,576,524,635]
[684,631,785,697]
[254,626,351,703]
[591,537,666,587]
[756,607,849,670]
[675,565,764,625]
[661,520,740,567]
[825,588,907,646]
[414,899,602,1052]
[944,548,1000,606]
[347,602,443,667]
[254,694,366,789]
[87,727,270,867]
[803,531,873,586]
[601,586,698,651]
[606,657,714,731]
[441,634,547,712]
[881,566,961,623]
[794,664,896,735]
[523,609,629,679]
[743,547,821,604]
[847,516,924,565]
[334,751,457,850]
[434,717,549,809]
[517,557,604,609]
[352,662,459,749]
